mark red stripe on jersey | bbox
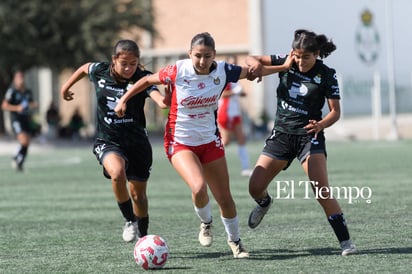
[159,65,178,145]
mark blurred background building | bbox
[2,0,411,140]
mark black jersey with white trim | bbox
[4,86,34,121]
[88,62,158,146]
[270,55,340,135]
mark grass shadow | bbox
[171,250,230,260]
[160,266,193,271]
[356,247,412,255]
[247,247,340,260]
[241,246,412,260]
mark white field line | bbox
[0,156,82,170]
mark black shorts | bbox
[11,117,32,135]
[93,139,153,182]
[261,130,326,170]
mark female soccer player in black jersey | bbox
[246,29,357,256]
[2,70,38,171]
[60,40,169,243]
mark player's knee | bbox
[130,184,147,199]
[191,185,208,203]
[109,168,126,183]
[130,191,147,204]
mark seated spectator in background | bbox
[46,101,60,140]
[69,108,84,140]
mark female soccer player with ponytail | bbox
[246,29,357,256]
[61,40,169,243]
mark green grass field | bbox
[0,138,411,273]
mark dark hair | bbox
[12,66,24,75]
[112,39,140,58]
[110,40,142,82]
[190,32,215,51]
[292,29,336,58]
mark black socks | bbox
[328,213,350,242]
[15,145,28,166]
[118,199,136,223]
[137,216,149,237]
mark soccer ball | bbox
[133,235,169,270]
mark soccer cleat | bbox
[340,240,357,256]
[228,239,249,258]
[198,222,213,247]
[11,159,23,172]
[248,195,273,229]
[122,221,138,243]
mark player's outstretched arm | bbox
[149,84,172,109]
[115,73,162,117]
[245,50,295,81]
[60,63,90,101]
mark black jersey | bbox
[271,55,340,135]
[88,62,158,147]
[4,85,35,121]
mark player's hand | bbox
[246,72,258,82]
[62,90,74,101]
[17,104,26,113]
[304,120,323,135]
[283,50,296,69]
[114,100,127,117]
[248,62,263,82]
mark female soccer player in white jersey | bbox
[246,29,357,256]
[61,40,169,243]
[115,32,292,258]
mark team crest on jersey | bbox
[313,74,321,84]
[213,77,220,85]
[289,82,308,98]
[198,82,206,89]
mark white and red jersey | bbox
[159,59,242,146]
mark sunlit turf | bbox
[0,139,411,273]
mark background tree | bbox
[0,0,155,134]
